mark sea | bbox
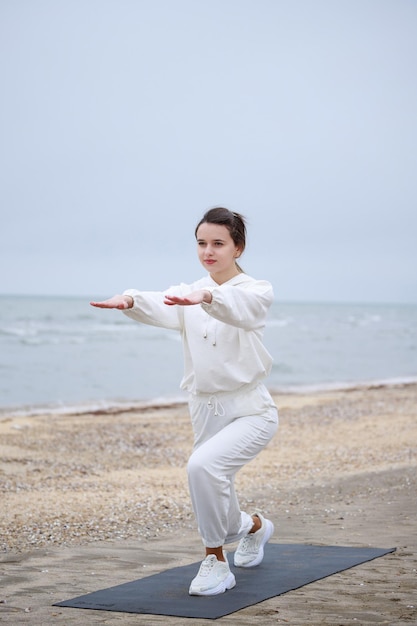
[1,295,416,417]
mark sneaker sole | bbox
[234,520,274,568]
[189,572,236,596]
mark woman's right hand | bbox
[90,295,133,309]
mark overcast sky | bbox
[1,0,416,303]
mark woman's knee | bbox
[187,449,216,482]
[187,452,205,480]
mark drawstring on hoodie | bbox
[207,396,225,417]
[203,320,217,346]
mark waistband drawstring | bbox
[207,395,225,417]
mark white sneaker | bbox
[234,513,274,568]
[189,554,236,596]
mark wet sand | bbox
[1,383,416,625]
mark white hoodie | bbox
[123,273,274,395]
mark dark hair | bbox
[194,206,246,252]
[195,207,247,272]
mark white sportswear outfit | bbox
[123,273,278,548]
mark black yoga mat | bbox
[54,543,395,619]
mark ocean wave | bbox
[1,377,416,420]
[266,318,293,328]
[0,394,188,419]
[0,320,177,345]
[269,376,417,395]
[346,314,382,326]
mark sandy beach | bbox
[1,383,416,625]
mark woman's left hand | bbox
[164,290,212,306]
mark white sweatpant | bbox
[187,383,278,548]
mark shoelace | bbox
[238,534,255,551]
[207,396,225,417]
[198,555,217,577]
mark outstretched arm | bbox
[90,295,134,309]
[164,289,212,306]
[200,281,274,330]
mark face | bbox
[196,222,242,283]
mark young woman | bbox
[90,207,278,596]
